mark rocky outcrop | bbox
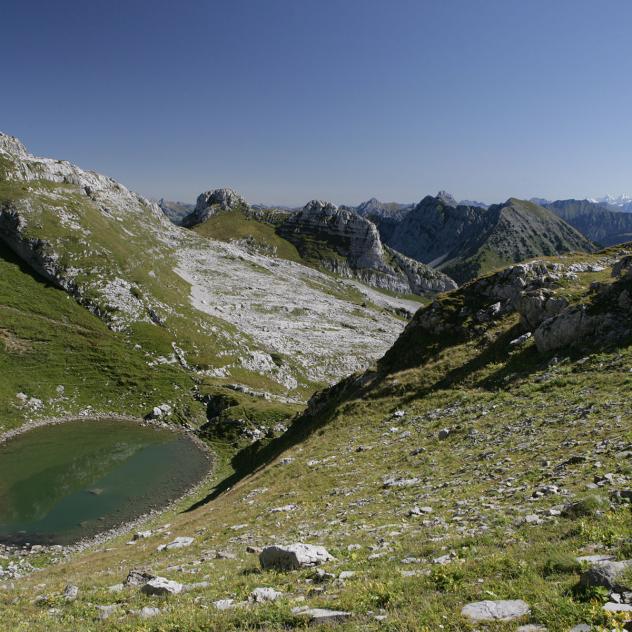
[276,200,456,295]
[182,188,247,227]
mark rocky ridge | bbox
[276,199,457,295]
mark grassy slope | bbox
[3,249,632,631]
[0,241,197,433]
[192,210,303,263]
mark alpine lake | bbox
[0,420,211,545]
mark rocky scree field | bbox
[1,246,632,631]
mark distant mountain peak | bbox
[303,199,339,214]
[436,191,458,207]
[182,188,247,227]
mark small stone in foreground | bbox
[96,605,119,621]
[260,544,334,570]
[213,599,235,611]
[461,599,530,622]
[603,602,632,612]
[63,584,79,601]
[140,607,161,619]
[292,607,351,625]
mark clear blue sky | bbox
[2,0,632,206]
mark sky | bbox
[2,0,632,206]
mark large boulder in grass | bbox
[461,599,530,622]
[259,544,334,570]
[579,560,632,592]
[140,577,183,596]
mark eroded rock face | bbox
[515,289,569,329]
[182,188,247,227]
[277,200,456,295]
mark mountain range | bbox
[2,131,632,631]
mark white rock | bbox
[140,607,161,619]
[461,599,530,622]
[62,584,79,601]
[249,587,283,602]
[140,577,183,596]
[260,544,334,570]
[292,607,352,625]
[158,536,194,551]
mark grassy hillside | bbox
[3,248,632,631]
[0,241,197,433]
[192,209,302,262]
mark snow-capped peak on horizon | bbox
[596,194,632,206]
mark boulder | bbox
[260,544,334,570]
[533,306,596,353]
[139,607,161,619]
[516,289,568,329]
[157,536,194,551]
[140,577,183,596]
[96,605,119,621]
[124,569,155,586]
[62,584,79,601]
[461,599,530,622]
[292,607,352,625]
[249,587,283,602]
[579,560,632,592]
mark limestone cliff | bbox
[276,200,457,295]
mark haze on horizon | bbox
[2,0,632,207]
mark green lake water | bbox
[0,420,210,545]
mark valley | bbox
[0,134,631,631]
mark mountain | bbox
[185,194,456,296]
[275,200,456,295]
[384,193,596,283]
[459,199,489,209]
[352,198,413,242]
[157,198,194,225]
[544,199,632,246]
[0,132,422,417]
[595,194,632,212]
